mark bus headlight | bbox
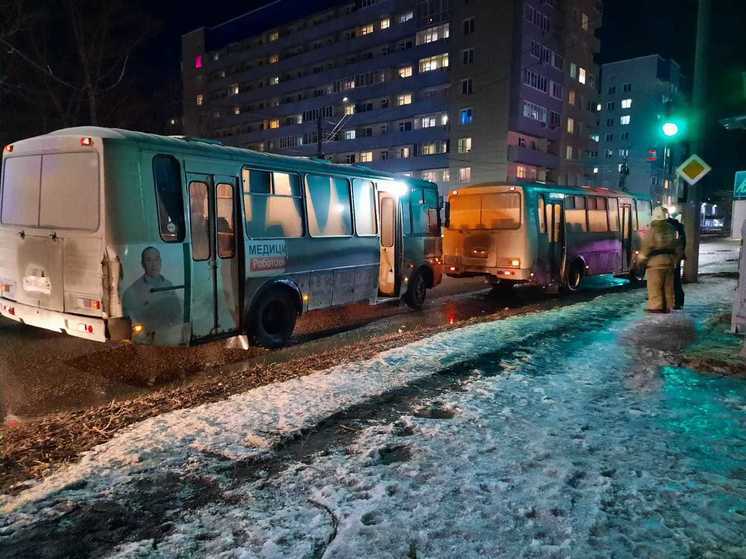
[132,323,145,335]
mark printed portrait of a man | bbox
[122,247,181,338]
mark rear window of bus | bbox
[1,153,99,230]
[451,192,520,230]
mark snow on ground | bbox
[3,278,746,558]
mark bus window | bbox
[636,200,651,230]
[305,174,352,237]
[216,183,235,258]
[608,198,620,231]
[1,155,42,226]
[450,194,482,230]
[588,197,609,232]
[189,181,210,261]
[538,195,546,233]
[411,187,441,236]
[352,179,377,236]
[424,188,440,235]
[243,168,304,239]
[564,196,587,232]
[482,193,520,229]
[273,172,301,197]
[153,155,185,242]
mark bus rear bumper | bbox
[0,298,109,342]
[445,264,533,282]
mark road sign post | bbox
[676,154,711,283]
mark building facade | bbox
[594,55,685,204]
[182,0,602,195]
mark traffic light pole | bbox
[683,0,711,283]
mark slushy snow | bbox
[2,278,745,558]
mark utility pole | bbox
[683,0,711,282]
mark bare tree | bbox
[0,0,155,137]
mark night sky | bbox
[136,0,746,197]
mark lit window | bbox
[399,11,413,23]
[196,94,204,106]
[269,31,279,42]
[459,167,471,183]
[416,23,450,45]
[397,93,412,106]
[593,167,599,174]
[460,108,473,125]
[400,147,411,158]
[398,65,413,78]
[597,103,602,112]
[440,113,449,126]
[457,137,472,153]
[620,115,631,125]
[195,55,203,69]
[233,106,240,115]
[566,146,573,160]
[381,17,390,29]
[269,54,279,64]
[270,119,280,129]
[581,13,589,30]
[568,90,576,106]
[360,151,373,162]
[567,117,575,134]
[344,104,355,116]
[591,134,600,142]
[270,76,279,85]
[421,116,437,128]
[517,166,526,179]
[578,67,587,84]
[230,83,239,95]
[419,53,449,72]
[621,98,632,109]
[422,143,438,155]
[360,23,374,36]
[344,130,356,140]
[570,63,577,79]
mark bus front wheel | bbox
[404,270,428,310]
[248,287,297,348]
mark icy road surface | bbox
[2,278,745,558]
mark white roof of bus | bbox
[14,127,435,188]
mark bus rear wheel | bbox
[248,287,297,348]
[563,262,584,293]
[404,270,428,310]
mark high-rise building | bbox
[595,55,685,204]
[182,0,602,196]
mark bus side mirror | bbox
[444,201,450,228]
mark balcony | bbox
[507,144,560,169]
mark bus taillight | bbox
[80,137,94,146]
[4,144,13,153]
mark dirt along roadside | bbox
[0,279,634,496]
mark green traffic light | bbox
[662,122,680,137]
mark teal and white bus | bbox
[0,127,442,347]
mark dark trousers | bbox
[674,262,684,308]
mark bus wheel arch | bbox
[246,280,301,348]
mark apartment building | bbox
[182,0,602,194]
[595,55,685,203]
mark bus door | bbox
[546,196,565,281]
[378,191,399,297]
[621,203,633,271]
[187,173,241,339]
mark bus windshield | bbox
[1,152,100,230]
[450,192,521,230]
